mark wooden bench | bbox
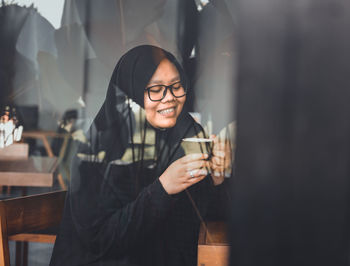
[0,190,66,266]
[198,221,230,266]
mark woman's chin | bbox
[150,118,177,129]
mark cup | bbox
[181,138,213,157]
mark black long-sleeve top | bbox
[50,164,227,265]
[50,116,230,266]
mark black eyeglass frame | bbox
[144,81,187,102]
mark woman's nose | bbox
[161,87,175,102]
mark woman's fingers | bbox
[212,149,226,156]
[186,160,210,171]
[187,168,208,178]
[185,173,207,185]
[161,153,210,194]
[211,156,227,164]
[210,136,232,171]
[180,153,208,163]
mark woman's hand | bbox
[210,135,232,186]
[159,153,209,195]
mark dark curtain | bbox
[231,0,350,265]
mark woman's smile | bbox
[157,106,176,116]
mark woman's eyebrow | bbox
[170,76,181,83]
[148,76,180,85]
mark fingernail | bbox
[199,169,208,175]
[214,171,221,177]
[203,154,208,158]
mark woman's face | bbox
[144,59,186,129]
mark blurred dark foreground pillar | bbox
[231,0,350,265]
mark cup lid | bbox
[182,138,213,143]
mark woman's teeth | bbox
[158,108,175,114]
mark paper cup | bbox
[181,138,213,156]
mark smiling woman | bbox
[50,45,231,266]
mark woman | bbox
[50,45,231,266]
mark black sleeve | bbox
[68,158,176,257]
[204,176,233,221]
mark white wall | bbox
[15,0,64,28]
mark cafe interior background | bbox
[1,0,350,265]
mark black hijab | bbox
[94,45,187,129]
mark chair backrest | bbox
[198,221,229,266]
[0,190,66,266]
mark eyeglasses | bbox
[144,81,186,101]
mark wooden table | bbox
[198,221,229,266]
[0,156,58,187]
[0,143,29,161]
[22,130,70,189]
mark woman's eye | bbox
[150,86,163,93]
[172,83,182,90]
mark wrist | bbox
[159,175,171,195]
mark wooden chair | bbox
[0,190,66,266]
[198,221,230,266]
